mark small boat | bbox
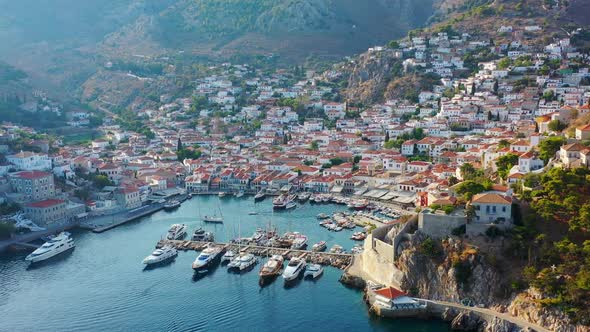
[282,257,306,282]
[248,211,258,215]
[312,241,327,252]
[192,245,223,272]
[142,245,177,265]
[221,250,236,263]
[272,194,288,210]
[218,192,227,198]
[285,201,296,210]
[228,251,257,271]
[304,263,323,279]
[164,200,181,211]
[259,255,284,285]
[330,244,344,254]
[291,234,308,250]
[235,191,245,198]
[297,192,311,202]
[351,245,364,255]
[192,228,214,242]
[25,232,75,263]
[187,193,193,199]
[166,224,187,240]
[254,191,266,202]
[316,213,329,220]
[203,215,223,223]
[351,232,366,241]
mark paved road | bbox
[424,300,551,332]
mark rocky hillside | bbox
[395,233,585,331]
[338,0,587,104]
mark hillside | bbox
[100,0,439,60]
[339,0,588,104]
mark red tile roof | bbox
[374,287,408,299]
[12,171,52,179]
[26,199,65,208]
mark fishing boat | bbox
[304,263,323,279]
[192,228,214,242]
[351,231,367,241]
[311,241,327,252]
[330,244,344,254]
[347,199,369,211]
[272,194,289,210]
[290,233,308,250]
[282,257,306,282]
[297,192,311,203]
[166,224,187,240]
[259,255,284,286]
[254,191,266,202]
[164,200,181,211]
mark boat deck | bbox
[157,240,353,269]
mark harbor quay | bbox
[158,239,353,269]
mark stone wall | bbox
[418,211,466,239]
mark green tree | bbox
[548,120,566,132]
[496,153,519,179]
[538,136,566,163]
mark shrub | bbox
[452,224,466,236]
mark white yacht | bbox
[221,250,236,263]
[166,224,187,240]
[228,252,257,271]
[238,253,257,271]
[25,232,75,263]
[202,215,223,223]
[304,263,323,279]
[290,234,308,250]
[282,257,305,282]
[142,246,178,265]
[192,245,223,272]
[192,228,214,242]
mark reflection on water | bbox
[0,196,451,332]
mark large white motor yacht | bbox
[142,246,178,265]
[166,224,187,240]
[282,257,305,282]
[25,232,75,263]
[192,245,223,271]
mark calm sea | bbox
[0,196,450,331]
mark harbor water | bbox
[0,196,451,331]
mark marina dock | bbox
[157,239,353,269]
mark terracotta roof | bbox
[26,199,65,208]
[471,193,511,205]
[374,287,408,299]
[11,171,52,179]
[561,143,585,152]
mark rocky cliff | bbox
[397,233,505,306]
